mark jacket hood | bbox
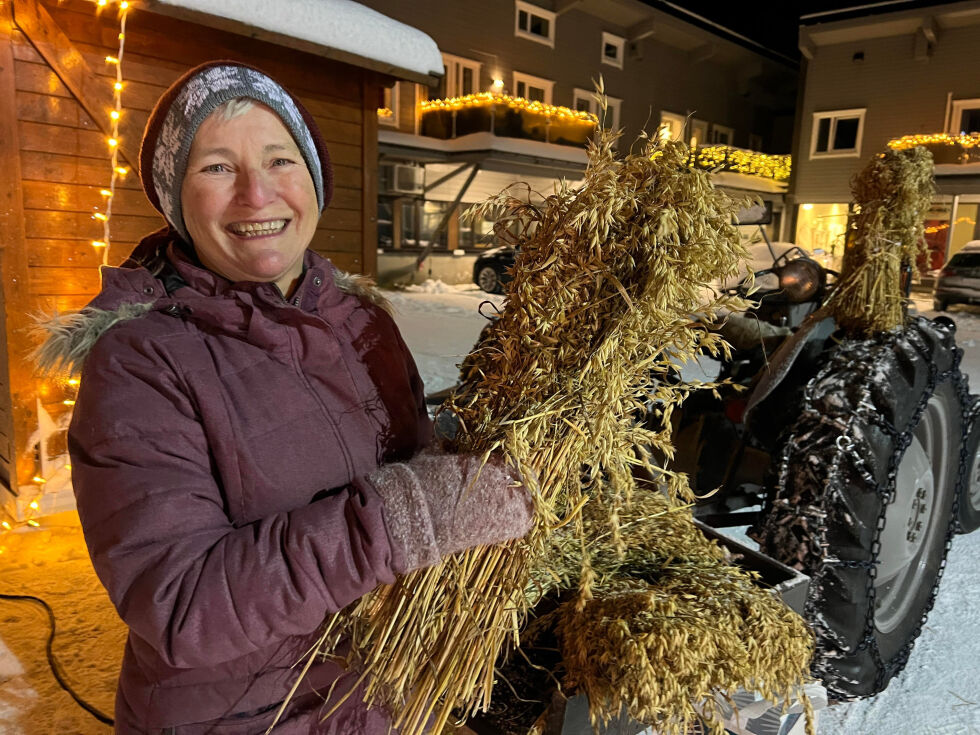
[34,229,391,377]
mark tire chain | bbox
[760,317,970,701]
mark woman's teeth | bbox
[228,220,287,237]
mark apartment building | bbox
[792,0,980,270]
[357,0,798,284]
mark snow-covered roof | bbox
[145,0,443,84]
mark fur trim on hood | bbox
[33,270,393,377]
[33,302,155,377]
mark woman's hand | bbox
[366,449,535,574]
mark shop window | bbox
[795,203,849,269]
[515,1,555,47]
[810,109,865,158]
[601,32,625,69]
[513,71,553,104]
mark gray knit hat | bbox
[139,61,333,244]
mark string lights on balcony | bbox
[420,92,598,125]
[689,145,792,182]
[888,132,980,150]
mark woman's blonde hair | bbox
[218,97,254,120]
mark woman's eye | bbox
[203,163,227,173]
[272,158,295,167]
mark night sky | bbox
[639,1,962,65]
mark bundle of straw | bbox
[310,122,803,734]
[829,147,935,336]
[532,492,814,735]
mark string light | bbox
[888,132,980,150]
[420,92,598,125]
[377,107,394,121]
[92,0,131,268]
[688,144,791,182]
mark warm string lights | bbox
[420,92,598,125]
[924,216,976,235]
[888,132,980,150]
[91,0,131,267]
[689,145,792,182]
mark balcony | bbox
[888,133,980,164]
[419,93,597,147]
[687,145,791,182]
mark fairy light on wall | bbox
[91,0,131,266]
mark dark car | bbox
[473,246,517,294]
[934,241,980,311]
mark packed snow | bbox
[0,285,978,733]
[151,0,443,79]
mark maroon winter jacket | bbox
[62,237,431,733]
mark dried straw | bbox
[307,119,810,734]
[534,492,814,735]
[829,147,935,336]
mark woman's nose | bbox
[234,167,276,208]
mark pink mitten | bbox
[366,449,534,574]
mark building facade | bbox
[358,0,798,284]
[792,1,980,270]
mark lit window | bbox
[659,111,686,140]
[810,109,865,158]
[573,87,621,130]
[513,71,554,104]
[601,32,625,69]
[515,1,555,47]
[440,53,481,98]
[378,83,399,127]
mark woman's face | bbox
[180,103,319,297]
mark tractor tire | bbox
[752,316,969,700]
[956,401,980,533]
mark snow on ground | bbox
[1,285,979,733]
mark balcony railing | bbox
[888,133,980,164]
[687,145,791,182]
[419,93,597,147]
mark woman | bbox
[39,62,533,734]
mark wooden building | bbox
[0,0,440,509]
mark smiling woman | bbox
[34,61,534,734]
[181,102,320,296]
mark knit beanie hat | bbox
[139,61,333,244]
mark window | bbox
[513,71,554,104]
[659,111,686,140]
[950,98,980,135]
[515,1,555,47]
[378,83,398,127]
[440,53,481,98]
[573,87,621,130]
[689,119,709,147]
[710,124,734,146]
[810,108,865,158]
[601,32,625,69]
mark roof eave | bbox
[141,1,442,86]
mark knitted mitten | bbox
[366,449,534,574]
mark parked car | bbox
[934,240,980,311]
[473,246,517,294]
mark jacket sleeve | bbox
[68,326,398,670]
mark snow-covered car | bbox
[934,240,980,311]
